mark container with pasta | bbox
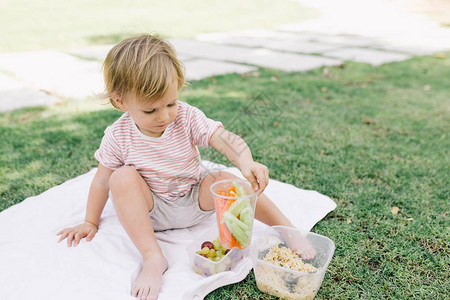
[251,226,335,300]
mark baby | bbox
[57,34,295,300]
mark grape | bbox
[212,239,220,251]
[216,248,225,257]
[196,237,231,262]
[201,241,214,250]
[200,247,209,255]
[206,248,215,258]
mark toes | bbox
[301,246,317,260]
[137,288,143,299]
[140,287,150,300]
[131,285,139,297]
[302,253,314,260]
[131,286,156,300]
[147,288,159,300]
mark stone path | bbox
[0,51,104,100]
[1,0,450,112]
[0,73,59,111]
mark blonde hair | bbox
[100,34,185,109]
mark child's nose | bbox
[158,110,170,123]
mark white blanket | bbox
[0,161,336,300]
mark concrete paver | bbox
[196,29,312,42]
[0,73,59,112]
[276,25,382,48]
[307,34,381,48]
[184,59,256,81]
[0,51,104,99]
[321,47,412,66]
[373,44,443,56]
[213,36,341,54]
[0,73,24,91]
[177,53,197,62]
[69,45,114,61]
[169,38,343,72]
[70,44,197,64]
[241,49,342,72]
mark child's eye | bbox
[143,109,156,114]
[168,103,176,107]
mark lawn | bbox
[0,0,317,52]
[1,54,449,298]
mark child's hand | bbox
[56,221,98,247]
[240,161,269,194]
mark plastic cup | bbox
[210,179,258,249]
[187,227,244,276]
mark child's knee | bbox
[109,166,140,189]
[203,171,236,184]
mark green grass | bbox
[0,0,317,52]
[1,55,449,298]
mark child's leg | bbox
[109,166,167,300]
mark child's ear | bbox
[112,94,127,111]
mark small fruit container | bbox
[187,228,244,276]
[210,179,258,249]
[251,226,335,300]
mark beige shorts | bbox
[149,174,215,231]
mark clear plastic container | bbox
[187,228,244,276]
[210,179,258,249]
[251,226,335,300]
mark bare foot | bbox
[283,232,317,261]
[297,240,316,261]
[131,252,168,300]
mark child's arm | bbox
[84,164,114,227]
[209,127,269,193]
[210,127,296,227]
[57,163,114,247]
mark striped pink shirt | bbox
[94,101,223,200]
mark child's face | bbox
[116,83,179,138]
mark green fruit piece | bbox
[216,248,225,257]
[212,239,220,251]
[206,248,215,258]
[200,247,209,255]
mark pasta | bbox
[263,243,318,273]
[254,243,320,300]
